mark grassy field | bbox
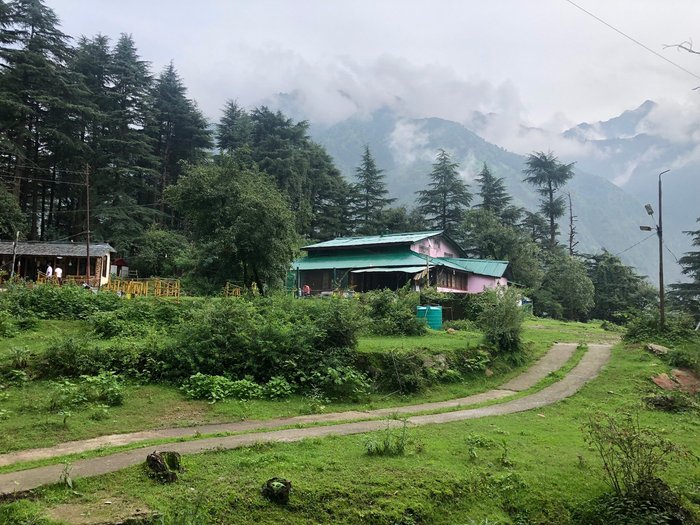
[0,318,617,454]
[1,338,697,524]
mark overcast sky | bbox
[47,0,700,133]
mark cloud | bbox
[637,95,700,144]
[388,119,432,166]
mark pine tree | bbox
[352,145,395,234]
[148,62,212,217]
[669,218,700,321]
[475,163,511,215]
[523,151,575,249]
[216,99,252,154]
[416,149,471,232]
[0,0,91,239]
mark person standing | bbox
[55,266,63,285]
[46,264,53,281]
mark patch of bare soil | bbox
[651,368,700,394]
[46,496,157,525]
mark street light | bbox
[639,170,670,330]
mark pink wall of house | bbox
[410,236,460,258]
[467,275,507,293]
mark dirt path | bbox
[0,343,579,468]
[0,343,611,496]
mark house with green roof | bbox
[291,230,508,294]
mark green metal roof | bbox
[440,258,508,278]
[350,266,428,274]
[303,230,443,250]
[292,250,431,271]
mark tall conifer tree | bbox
[353,145,394,234]
[416,149,471,232]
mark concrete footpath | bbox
[0,343,611,496]
[0,343,580,468]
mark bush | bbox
[581,412,694,524]
[2,283,122,319]
[40,337,163,379]
[0,310,17,337]
[14,312,39,331]
[364,421,409,456]
[160,296,362,388]
[263,376,294,400]
[181,374,263,402]
[361,288,427,336]
[49,372,124,410]
[666,344,700,376]
[624,310,698,345]
[181,373,239,402]
[644,392,698,413]
[311,365,370,401]
[477,288,526,358]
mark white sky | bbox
[47,0,700,129]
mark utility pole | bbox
[658,169,669,330]
[85,165,91,287]
[9,230,19,279]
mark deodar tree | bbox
[416,149,471,232]
[523,151,575,249]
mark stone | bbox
[261,477,292,505]
[651,373,678,391]
[672,369,700,394]
[446,328,456,334]
[646,343,670,356]
[484,368,494,377]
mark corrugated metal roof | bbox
[292,250,430,271]
[303,230,443,250]
[440,257,508,277]
[0,242,116,257]
[350,266,428,274]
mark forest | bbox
[1,0,699,325]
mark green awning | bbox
[350,266,429,274]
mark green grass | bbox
[3,342,698,525]
[0,318,618,456]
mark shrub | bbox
[666,344,700,376]
[624,310,698,345]
[80,371,124,406]
[14,312,39,331]
[181,374,263,402]
[263,376,294,400]
[3,283,122,319]
[361,289,427,336]
[182,373,238,402]
[160,296,361,388]
[40,337,163,379]
[644,392,698,413]
[477,287,526,358]
[0,310,17,337]
[90,310,149,339]
[312,365,370,401]
[49,372,124,410]
[581,412,695,524]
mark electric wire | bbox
[563,0,700,82]
[614,232,656,256]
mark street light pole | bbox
[657,169,670,330]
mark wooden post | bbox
[9,230,19,279]
[85,165,91,287]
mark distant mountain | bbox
[562,100,699,283]
[308,109,672,282]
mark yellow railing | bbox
[224,282,242,297]
[103,277,181,299]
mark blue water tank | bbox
[416,305,443,330]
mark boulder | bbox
[646,343,670,356]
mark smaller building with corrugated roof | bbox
[0,241,116,286]
[291,230,508,294]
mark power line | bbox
[614,232,656,256]
[663,241,681,264]
[0,172,85,186]
[563,0,700,82]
